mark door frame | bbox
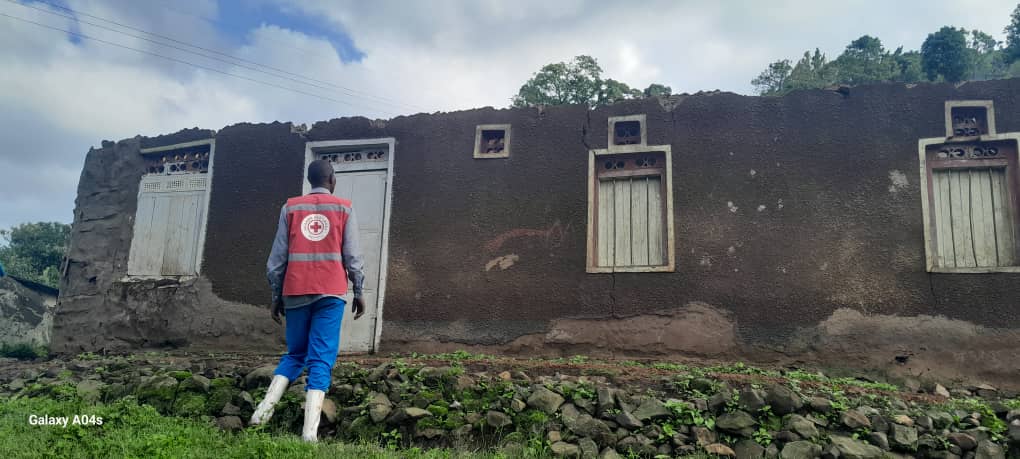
[303,137,396,353]
[135,138,216,277]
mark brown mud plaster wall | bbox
[379,80,1020,389]
[201,122,307,305]
[52,79,1020,388]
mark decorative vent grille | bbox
[144,150,211,176]
[139,175,207,194]
[318,149,387,164]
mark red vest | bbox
[282,193,351,296]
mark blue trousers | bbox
[273,297,345,391]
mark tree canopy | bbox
[1007,4,1020,62]
[921,27,970,82]
[0,222,70,289]
[512,55,672,108]
[751,6,1020,95]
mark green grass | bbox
[0,396,560,459]
[400,350,499,362]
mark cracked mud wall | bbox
[53,79,1020,387]
[51,129,282,353]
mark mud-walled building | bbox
[52,78,1020,388]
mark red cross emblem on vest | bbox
[300,214,330,242]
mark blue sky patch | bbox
[23,0,83,44]
[201,0,365,63]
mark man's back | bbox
[281,192,354,297]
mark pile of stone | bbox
[1,356,1019,459]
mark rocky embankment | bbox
[1,353,1019,459]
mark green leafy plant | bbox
[651,362,687,372]
[568,355,590,364]
[827,390,851,414]
[655,421,680,444]
[786,369,825,382]
[381,428,402,451]
[725,391,740,412]
[665,400,715,429]
[524,436,550,457]
[561,381,596,401]
[753,426,773,446]
[758,405,782,432]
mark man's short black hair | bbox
[307,159,333,187]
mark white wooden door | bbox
[596,176,666,268]
[931,167,1016,268]
[128,175,208,277]
[333,170,387,353]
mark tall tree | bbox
[511,55,602,107]
[751,59,792,95]
[966,29,1007,80]
[891,48,924,82]
[1006,4,1020,63]
[512,55,670,108]
[0,222,70,288]
[786,49,835,91]
[600,78,643,105]
[832,35,898,85]
[921,26,971,82]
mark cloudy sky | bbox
[0,0,1016,230]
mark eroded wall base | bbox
[52,277,280,353]
[382,302,1020,390]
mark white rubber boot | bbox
[249,375,289,426]
[302,389,325,442]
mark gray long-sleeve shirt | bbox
[266,187,365,309]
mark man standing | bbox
[250,159,366,442]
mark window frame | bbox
[944,100,996,138]
[586,145,675,273]
[473,124,511,159]
[127,138,215,278]
[918,132,1020,273]
[607,114,647,152]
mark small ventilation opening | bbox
[473,124,511,158]
[480,130,506,154]
[951,106,989,137]
[613,120,641,145]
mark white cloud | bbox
[0,0,1018,228]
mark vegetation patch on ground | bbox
[1,351,1018,458]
